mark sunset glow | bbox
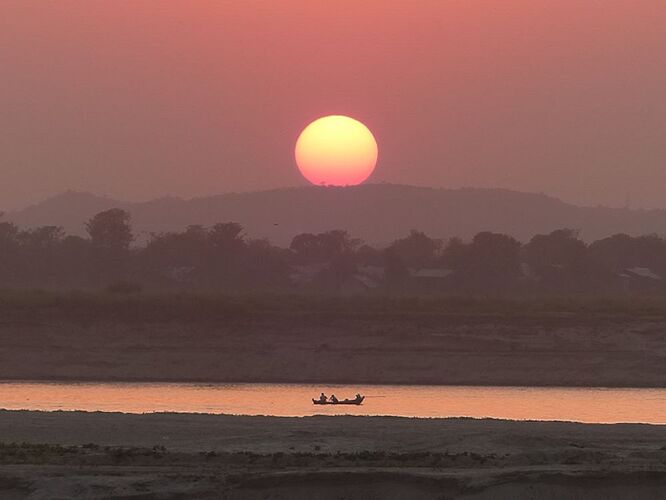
[295,115,378,186]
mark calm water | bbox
[0,382,666,424]
[0,381,664,424]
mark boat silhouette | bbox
[312,395,364,405]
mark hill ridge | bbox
[6,184,666,245]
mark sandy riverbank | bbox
[0,410,664,498]
[1,311,665,387]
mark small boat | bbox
[312,396,364,405]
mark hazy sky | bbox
[2,1,666,210]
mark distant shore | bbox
[0,410,664,498]
[0,292,665,388]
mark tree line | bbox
[2,208,666,295]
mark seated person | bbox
[319,393,327,402]
[330,394,339,403]
[355,393,362,402]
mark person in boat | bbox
[354,393,362,402]
[318,393,327,403]
[330,394,339,403]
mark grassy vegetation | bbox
[0,440,627,470]
[2,289,666,322]
[0,441,506,468]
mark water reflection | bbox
[1,381,664,424]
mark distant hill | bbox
[7,184,666,246]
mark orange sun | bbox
[295,115,378,186]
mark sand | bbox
[0,410,664,498]
[0,311,665,387]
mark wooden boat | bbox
[312,396,364,405]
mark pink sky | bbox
[2,1,666,209]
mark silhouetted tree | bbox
[141,225,209,288]
[208,222,244,252]
[449,232,522,292]
[139,223,290,290]
[58,235,92,287]
[588,233,635,273]
[86,208,133,285]
[17,226,66,286]
[441,237,466,269]
[524,229,600,291]
[289,233,319,263]
[240,238,290,289]
[389,230,441,269]
[290,230,360,263]
[0,221,19,245]
[525,229,585,269]
[0,221,20,285]
[589,233,666,277]
[384,247,409,289]
[7,208,666,295]
[86,209,133,251]
[206,222,246,287]
[356,244,383,266]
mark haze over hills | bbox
[7,184,666,246]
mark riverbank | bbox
[0,293,664,386]
[0,411,664,498]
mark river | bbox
[1,381,664,424]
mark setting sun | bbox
[295,115,378,186]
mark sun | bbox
[295,115,378,186]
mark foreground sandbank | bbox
[0,410,664,498]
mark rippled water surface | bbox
[1,382,664,424]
